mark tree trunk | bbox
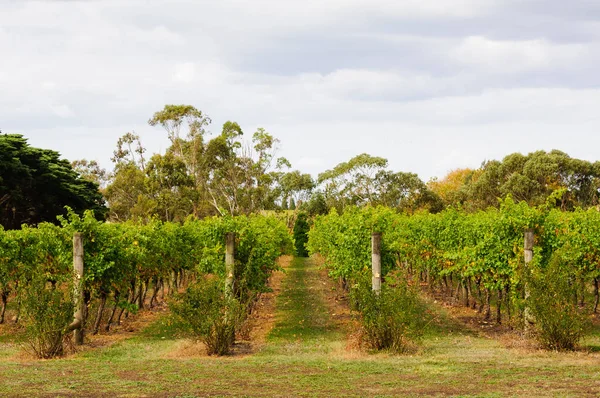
[426,268,432,290]
[170,270,177,295]
[117,306,126,325]
[0,289,8,324]
[136,280,144,311]
[505,285,512,323]
[124,285,136,321]
[462,279,469,307]
[14,297,20,324]
[594,278,599,313]
[469,279,477,309]
[496,288,502,324]
[92,292,107,335]
[484,289,491,321]
[476,279,483,313]
[141,278,150,307]
[82,290,91,335]
[13,280,20,324]
[105,292,120,332]
[149,278,160,308]
[454,280,461,301]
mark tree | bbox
[203,123,289,215]
[104,106,295,220]
[293,212,310,257]
[279,171,315,209]
[145,152,194,222]
[375,170,443,213]
[149,105,210,186]
[0,133,106,229]
[302,192,329,217]
[318,153,388,210]
[428,168,476,207]
[461,150,600,211]
[104,133,154,222]
[103,162,151,222]
[71,160,108,188]
[318,153,440,213]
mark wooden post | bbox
[524,229,534,329]
[372,232,382,294]
[225,233,235,298]
[73,233,85,345]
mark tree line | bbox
[3,104,600,229]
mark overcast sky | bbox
[2,0,600,181]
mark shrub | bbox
[170,278,245,356]
[350,271,429,353]
[528,256,591,350]
[21,275,74,359]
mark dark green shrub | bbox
[21,276,74,359]
[170,278,245,356]
[293,212,310,257]
[528,257,591,350]
[351,271,429,353]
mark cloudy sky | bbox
[2,0,600,181]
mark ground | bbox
[0,256,599,397]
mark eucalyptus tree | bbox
[465,150,600,210]
[105,105,294,220]
[318,153,388,210]
[318,153,440,213]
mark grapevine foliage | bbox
[309,199,599,348]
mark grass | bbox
[0,257,599,397]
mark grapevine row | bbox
[308,198,600,323]
[0,209,293,332]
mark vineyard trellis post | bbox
[73,232,85,345]
[225,232,235,297]
[524,229,534,329]
[372,232,382,294]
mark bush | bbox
[21,276,74,359]
[528,257,591,350]
[350,271,429,353]
[170,278,245,356]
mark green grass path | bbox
[264,256,344,353]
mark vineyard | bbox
[308,198,600,349]
[0,209,292,357]
[0,203,599,395]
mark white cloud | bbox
[296,157,326,169]
[2,0,600,182]
[51,104,75,119]
[172,63,197,84]
[453,36,590,74]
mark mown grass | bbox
[0,257,599,397]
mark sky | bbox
[2,0,600,182]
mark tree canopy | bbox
[317,153,442,213]
[0,133,106,229]
[29,104,600,222]
[428,150,600,211]
[103,105,313,222]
